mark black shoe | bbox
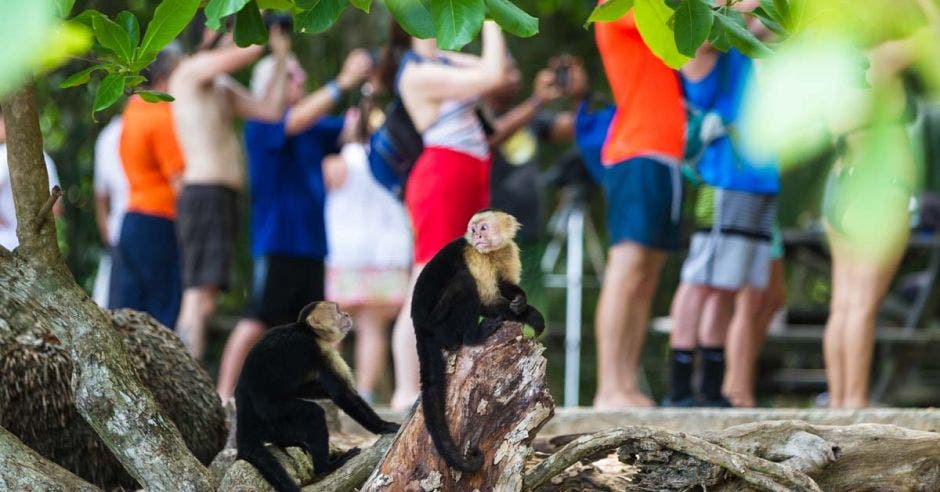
[661,395,698,407]
[698,396,732,408]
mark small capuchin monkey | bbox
[235,301,399,492]
[411,209,545,472]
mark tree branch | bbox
[524,426,821,492]
[31,185,62,234]
[0,84,60,261]
[305,435,395,492]
[0,425,99,491]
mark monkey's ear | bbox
[502,213,521,237]
[298,301,321,325]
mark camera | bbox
[554,65,570,90]
[264,12,293,32]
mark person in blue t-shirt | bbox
[665,46,781,408]
[216,49,373,401]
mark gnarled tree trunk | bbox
[362,321,554,491]
[0,85,212,490]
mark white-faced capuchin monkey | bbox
[411,209,545,472]
[235,301,399,492]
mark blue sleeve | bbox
[244,119,288,151]
[317,116,345,155]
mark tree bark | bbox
[0,85,213,490]
[0,426,99,491]
[362,321,555,492]
[527,421,940,491]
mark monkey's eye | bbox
[480,224,487,231]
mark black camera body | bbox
[555,65,570,90]
[264,12,293,32]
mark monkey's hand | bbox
[510,293,527,315]
[378,421,401,434]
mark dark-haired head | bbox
[376,21,412,94]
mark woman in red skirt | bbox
[377,20,508,409]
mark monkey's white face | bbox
[468,218,501,253]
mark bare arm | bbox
[488,67,563,147]
[228,26,292,122]
[177,44,264,86]
[285,49,372,136]
[94,193,110,245]
[401,21,507,103]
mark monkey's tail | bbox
[236,396,300,492]
[417,336,484,472]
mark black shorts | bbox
[177,184,239,290]
[244,255,325,328]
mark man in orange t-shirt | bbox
[592,11,686,409]
[109,46,186,328]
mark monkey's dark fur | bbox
[411,210,545,472]
[235,301,399,492]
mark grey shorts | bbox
[681,186,777,290]
[176,184,239,290]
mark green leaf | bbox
[673,0,713,57]
[140,0,200,56]
[205,0,252,31]
[585,0,634,27]
[707,15,732,51]
[53,0,75,19]
[131,50,159,73]
[138,90,175,102]
[124,74,147,87]
[385,0,435,38]
[116,11,141,46]
[296,0,348,34]
[71,9,106,28]
[751,6,785,35]
[713,9,772,58]
[59,65,107,88]
[94,72,126,113]
[259,0,297,9]
[93,15,135,63]
[759,0,781,22]
[233,0,268,46]
[431,0,485,50]
[485,0,538,37]
[349,0,372,13]
[773,0,790,28]
[633,0,690,69]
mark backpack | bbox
[367,96,423,198]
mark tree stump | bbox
[362,321,554,491]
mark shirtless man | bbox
[168,24,291,359]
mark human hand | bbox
[268,24,291,57]
[322,154,348,191]
[337,49,374,91]
[532,68,563,104]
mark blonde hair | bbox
[250,53,299,98]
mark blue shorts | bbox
[110,212,182,328]
[602,157,683,251]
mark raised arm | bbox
[228,26,292,122]
[177,43,264,86]
[401,21,507,103]
[285,49,372,136]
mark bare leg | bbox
[593,242,666,409]
[698,288,735,348]
[390,264,423,411]
[841,257,904,408]
[824,251,850,409]
[724,259,785,408]
[670,282,707,351]
[176,286,219,360]
[215,318,266,401]
[353,304,399,400]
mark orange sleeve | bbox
[153,106,185,179]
